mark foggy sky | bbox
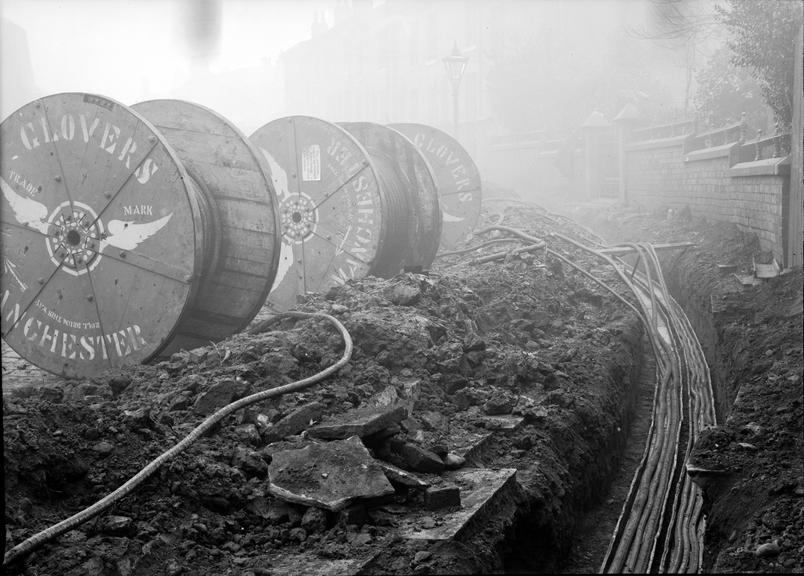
[1,0,722,131]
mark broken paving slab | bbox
[307,404,407,440]
[401,468,518,541]
[266,436,395,511]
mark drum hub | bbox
[46,201,103,275]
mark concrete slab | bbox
[401,468,518,541]
[266,436,395,511]
[308,405,408,440]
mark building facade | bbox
[280,0,685,197]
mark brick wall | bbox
[624,137,687,208]
[624,139,789,262]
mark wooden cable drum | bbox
[390,123,482,250]
[250,115,405,311]
[0,93,280,378]
[131,99,281,354]
[339,122,442,272]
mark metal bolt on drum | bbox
[0,93,281,378]
[390,123,482,250]
[251,116,440,312]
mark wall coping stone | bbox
[626,134,688,152]
[729,157,790,178]
[684,142,737,163]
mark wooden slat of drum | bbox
[189,273,271,317]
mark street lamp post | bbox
[442,42,469,140]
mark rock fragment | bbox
[389,439,445,473]
[483,394,516,415]
[232,445,268,478]
[108,374,132,396]
[267,436,394,511]
[413,551,432,564]
[235,423,262,446]
[300,507,328,532]
[263,402,324,443]
[92,441,114,456]
[755,540,780,558]
[97,515,134,536]
[443,453,465,469]
[193,378,251,415]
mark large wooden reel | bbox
[0,94,279,377]
[390,123,481,250]
[250,116,388,311]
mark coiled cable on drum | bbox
[366,151,413,277]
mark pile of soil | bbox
[4,205,643,575]
[574,202,803,573]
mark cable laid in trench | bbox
[3,311,353,567]
[448,222,707,571]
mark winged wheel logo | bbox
[2,176,172,277]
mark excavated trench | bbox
[493,215,755,573]
[531,207,803,574]
[491,261,711,573]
